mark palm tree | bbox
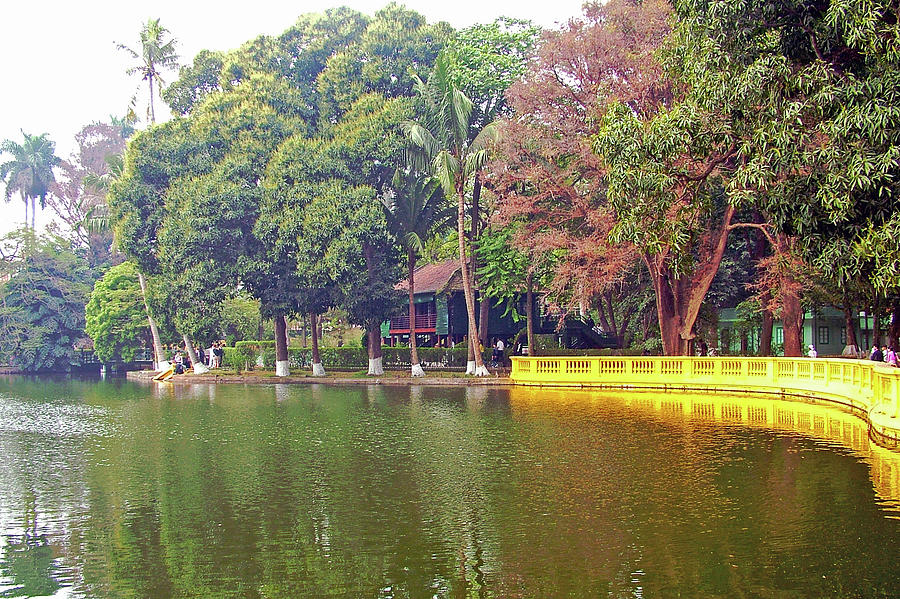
[0,132,60,230]
[383,169,453,377]
[117,18,179,124]
[404,55,499,376]
[81,153,124,234]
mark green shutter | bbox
[436,295,449,335]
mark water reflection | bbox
[0,492,64,598]
[0,377,898,598]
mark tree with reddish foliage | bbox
[489,0,671,348]
[48,122,128,268]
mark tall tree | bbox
[444,17,540,345]
[117,18,180,124]
[489,1,668,351]
[108,119,194,369]
[0,132,61,230]
[261,93,410,375]
[383,169,452,376]
[659,0,900,351]
[405,55,499,375]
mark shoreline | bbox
[126,369,513,386]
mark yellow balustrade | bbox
[510,356,900,448]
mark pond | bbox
[0,376,898,598]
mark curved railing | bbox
[510,356,900,447]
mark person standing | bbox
[214,342,224,369]
[492,338,505,368]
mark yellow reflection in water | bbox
[506,386,900,515]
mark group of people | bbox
[206,342,225,368]
[169,342,225,374]
[870,345,898,366]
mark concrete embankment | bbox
[127,369,512,386]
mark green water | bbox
[0,376,898,598]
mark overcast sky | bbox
[0,0,586,237]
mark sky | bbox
[0,0,586,237]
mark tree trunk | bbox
[775,233,804,357]
[137,271,166,370]
[759,302,774,357]
[781,290,803,357]
[183,334,208,374]
[274,312,290,376]
[408,249,424,377]
[649,265,684,355]
[367,328,384,375]
[473,175,489,348]
[457,185,488,375]
[873,306,882,348]
[645,205,735,355]
[310,312,325,376]
[526,271,535,356]
[889,301,900,350]
[478,293,490,348]
[148,75,156,124]
[843,305,859,356]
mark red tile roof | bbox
[396,259,463,294]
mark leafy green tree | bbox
[220,294,263,343]
[648,0,900,352]
[316,3,452,122]
[0,232,91,372]
[108,117,201,368]
[444,17,540,133]
[162,49,225,116]
[0,132,61,230]
[476,223,556,355]
[383,169,452,376]
[154,74,308,373]
[85,261,148,363]
[303,181,403,374]
[164,8,369,124]
[405,54,499,375]
[443,17,540,346]
[117,18,180,123]
[261,94,410,375]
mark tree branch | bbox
[727,221,774,245]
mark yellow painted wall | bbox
[510,356,900,447]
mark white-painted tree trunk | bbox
[155,360,171,373]
[466,360,476,375]
[474,364,490,377]
[193,362,210,375]
[312,362,326,376]
[275,360,290,377]
[183,334,207,374]
[368,356,384,376]
[411,363,425,377]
